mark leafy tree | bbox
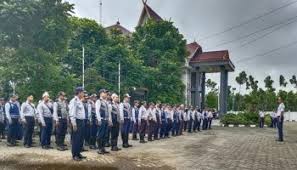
[235,71,248,94]
[289,75,297,89]
[279,75,287,87]
[264,76,275,92]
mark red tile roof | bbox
[105,21,131,35]
[186,41,202,58]
[190,50,230,63]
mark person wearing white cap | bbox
[119,93,132,148]
[37,91,54,149]
[110,93,121,151]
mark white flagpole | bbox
[82,46,85,88]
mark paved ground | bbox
[1,122,297,170]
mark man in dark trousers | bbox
[20,95,36,148]
[95,89,111,154]
[69,87,86,161]
[138,101,148,143]
[120,94,133,148]
[53,92,69,151]
[276,97,285,142]
[5,95,20,147]
[110,93,121,151]
[0,98,5,140]
[132,100,140,140]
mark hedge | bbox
[221,112,270,126]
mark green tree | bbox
[279,75,287,87]
[235,71,248,94]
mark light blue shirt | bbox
[69,96,86,126]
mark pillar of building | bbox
[195,68,201,109]
[219,67,228,115]
[201,72,206,110]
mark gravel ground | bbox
[1,122,297,170]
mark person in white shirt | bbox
[187,107,194,133]
[20,95,36,148]
[159,104,167,138]
[69,87,86,161]
[183,107,189,132]
[258,110,265,128]
[208,109,214,129]
[178,105,185,135]
[119,93,132,148]
[132,100,140,140]
[138,101,148,143]
[166,105,173,138]
[276,97,285,142]
[110,93,121,151]
[5,95,20,146]
[147,102,156,141]
[154,103,161,140]
[202,109,208,130]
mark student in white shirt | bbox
[276,97,285,142]
[259,110,265,128]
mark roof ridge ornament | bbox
[142,0,148,4]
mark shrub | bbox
[264,114,272,126]
[221,112,259,125]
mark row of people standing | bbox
[0,87,215,161]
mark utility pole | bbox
[82,46,85,88]
[99,0,103,24]
[118,62,121,101]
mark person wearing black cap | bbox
[0,98,5,140]
[5,95,21,146]
[119,93,132,148]
[82,93,91,150]
[95,89,111,154]
[69,87,86,161]
[89,94,98,149]
[53,92,69,151]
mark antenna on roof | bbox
[99,0,103,25]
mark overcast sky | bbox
[66,0,297,93]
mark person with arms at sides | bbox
[178,104,185,135]
[37,92,54,149]
[0,98,6,141]
[258,110,265,128]
[89,94,98,149]
[96,89,112,154]
[110,93,121,151]
[154,103,161,140]
[208,109,214,129]
[20,95,36,148]
[5,95,20,147]
[53,92,69,151]
[138,101,148,143]
[69,87,87,161]
[132,100,140,140]
[119,94,133,148]
[159,104,167,139]
[276,97,285,142]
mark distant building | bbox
[105,1,235,114]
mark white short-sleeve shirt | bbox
[277,103,285,117]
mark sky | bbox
[66,0,297,93]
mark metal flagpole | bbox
[118,62,121,101]
[82,46,85,88]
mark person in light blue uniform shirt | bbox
[20,95,36,148]
[37,92,54,149]
[119,94,133,148]
[5,95,20,146]
[69,87,86,161]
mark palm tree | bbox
[279,75,287,87]
[235,71,247,94]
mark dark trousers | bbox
[139,119,147,141]
[7,118,19,144]
[0,121,5,138]
[277,116,284,141]
[56,118,67,147]
[166,119,172,137]
[202,118,208,130]
[41,117,53,146]
[71,119,85,158]
[154,121,160,139]
[208,118,213,129]
[160,121,167,138]
[273,118,277,128]
[111,122,119,147]
[24,116,35,146]
[188,119,193,132]
[179,121,184,135]
[171,120,178,136]
[193,119,198,131]
[90,119,98,146]
[84,119,90,145]
[259,117,264,128]
[148,120,155,140]
[129,121,134,133]
[132,121,139,139]
[97,120,108,149]
[17,121,23,140]
[121,119,130,145]
[183,121,188,131]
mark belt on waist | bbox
[124,117,130,119]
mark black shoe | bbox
[57,146,66,151]
[79,154,87,159]
[105,143,111,147]
[111,146,121,151]
[24,145,31,148]
[140,140,146,143]
[7,143,16,147]
[132,138,139,141]
[102,148,110,154]
[89,145,97,150]
[81,148,88,152]
[47,145,54,149]
[73,156,82,161]
[42,146,49,150]
[97,150,105,155]
[122,144,129,148]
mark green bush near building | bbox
[221,112,270,126]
